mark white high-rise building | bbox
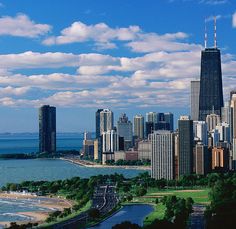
[100,109,113,134]
[221,101,230,124]
[215,122,230,143]
[134,114,144,139]
[230,94,236,169]
[206,113,220,131]
[190,81,200,121]
[102,130,118,164]
[146,112,158,123]
[151,131,175,180]
[193,121,208,145]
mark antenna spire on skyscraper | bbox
[205,18,207,48]
[214,16,217,48]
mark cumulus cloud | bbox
[42,21,140,47]
[0,14,51,38]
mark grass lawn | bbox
[143,203,166,226]
[125,187,210,226]
[146,187,210,204]
[38,200,92,228]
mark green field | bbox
[128,187,210,226]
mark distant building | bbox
[193,121,208,145]
[151,131,175,180]
[145,121,155,138]
[39,105,56,154]
[138,140,151,161]
[212,147,229,172]
[230,94,236,169]
[146,112,158,124]
[221,102,230,124]
[100,109,114,133]
[156,113,173,131]
[190,80,200,121]
[102,130,118,164]
[117,113,133,150]
[194,143,209,175]
[95,109,103,138]
[178,116,193,177]
[215,122,230,143]
[206,113,220,131]
[94,139,99,160]
[133,115,144,139]
[125,150,138,161]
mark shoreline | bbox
[60,158,151,170]
[0,192,73,227]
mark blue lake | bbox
[90,204,154,228]
[0,159,147,187]
[0,133,83,154]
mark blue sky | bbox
[0,0,235,132]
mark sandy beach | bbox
[0,192,74,227]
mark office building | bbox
[212,147,229,172]
[39,105,56,154]
[133,114,144,139]
[221,102,230,124]
[151,131,175,180]
[145,121,155,138]
[198,46,224,120]
[146,112,158,124]
[95,109,103,138]
[230,94,236,169]
[156,113,173,131]
[194,143,209,175]
[117,113,133,150]
[102,129,118,164]
[193,121,208,145]
[206,113,220,131]
[190,80,200,121]
[100,109,114,134]
[138,140,151,161]
[178,116,193,176]
[215,122,230,143]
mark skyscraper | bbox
[117,113,133,150]
[100,109,114,133]
[39,105,56,154]
[134,114,144,139]
[178,116,193,177]
[151,131,175,180]
[95,109,103,138]
[198,44,223,120]
[206,113,220,131]
[146,112,158,124]
[190,80,200,121]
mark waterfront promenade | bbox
[60,157,151,170]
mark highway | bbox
[50,184,118,229]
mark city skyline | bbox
[0,0,236,132]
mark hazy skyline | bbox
[0,0,235,132]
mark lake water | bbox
[0,159,147,188]
[90,204,154,228]
[0,133,83,154]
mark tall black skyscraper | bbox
[95,109,103,138]
[39,105,56,154]
[178,116,193,177]
[198,18,223,121]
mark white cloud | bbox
[0,14,51,38]
[42,21,140,47]
[0,86,30,96]
[199,0,228,5]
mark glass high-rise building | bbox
[134,114,144,139]
[100,109,114,134]
[178,116,193,177]
[95,109,103,138]
[190,81,200,121]
[198,48,224,121]
[39,105,56,154]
